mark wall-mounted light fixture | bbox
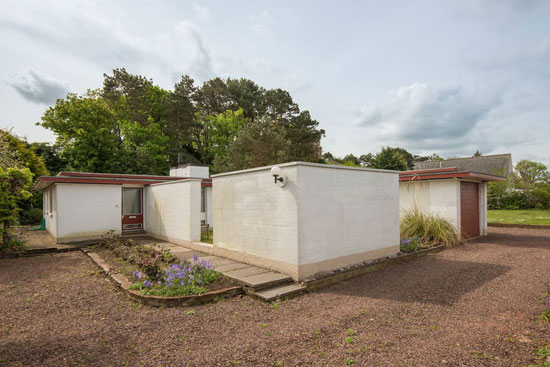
[270,165,286,187]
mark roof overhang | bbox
[399,167,505,182]
[34,171,213,191]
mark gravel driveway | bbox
[1,227,549,367]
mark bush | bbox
[19,208,43,225]
[400,209,460,248]
[0,231,26,252]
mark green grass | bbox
[200,229,214,244]
[488,209,550,226]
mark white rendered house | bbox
[399,167,505,239]
[35,164,213,243]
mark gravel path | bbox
[1,227,549,367]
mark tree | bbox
[40,70,325,174]
[221,116,290,172]
[195,109,247,170]
[30,142,68,175]
[0,130,22,170]
[162,75,199,167]
[0,129,48,178]
[39,92,124,173]
[473,150,482,157]
[0,167,33,244]
[371,146,408,171]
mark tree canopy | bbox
[39,69,325,175]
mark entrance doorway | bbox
[122,188,143,232]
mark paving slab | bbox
[238,272,292,290]
[213,262,251,272]
[223,266,270,280]
[209,258,238,267]
[252,283,307,302]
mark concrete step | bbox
[250,283,307,302]
[238,272,292,291]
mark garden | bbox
[94,233,235,297]
[399,209,460,253]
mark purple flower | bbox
[144,280,151,288]
[133,270,143,280]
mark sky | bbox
[1,0,549,165]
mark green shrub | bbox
[0,231,26,252]
[400,209,460,248]
[19,208,43,225]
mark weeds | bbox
[539,281,550,323]
[528,345,550,367]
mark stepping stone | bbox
[238,272,292,290]
[223,266,270,281]
[214,262,250,272]
[251,283,307,302]
[209,258,237,267]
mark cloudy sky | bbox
[1,0,549,165]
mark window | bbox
[123,189,142,215]
[49,190,53,213]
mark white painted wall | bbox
[144,179,201,242]
[399,180,460,231]
[297,165,399,265]
[55,184,122,242]
[479,182,488,235]
[201,187,214,228]
[213,165,300,266]
[213,162,400,280]
[43,186,58,239]
[170,165,210,179]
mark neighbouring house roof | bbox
[33,171,212,191]
[399,167,506,182]
[413,153,513,178]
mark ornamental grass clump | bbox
[400,209,460,248]
[129,254,220,296]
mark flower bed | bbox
[399,237,434,253]
[129,255,222,296]
[96,233,237,296]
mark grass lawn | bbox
[488,209,550,225]
[201,229,213,244]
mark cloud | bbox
[249,11,276,36]
[193,2,210,22]
[357,82,501,150]
[5,69,69,105]
[168,20,215,83]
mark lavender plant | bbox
[129,255,220,296]
[399,237,426,253]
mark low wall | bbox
[212,162,400,281]
[144,179,201,242]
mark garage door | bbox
[460,181,480,239]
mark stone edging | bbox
[81,248,243,307]
[304,245,445,291]
[488,223,550,229]
[0,246,82,259]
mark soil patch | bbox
[1,227,549,366]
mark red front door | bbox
[122,188,143,231]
